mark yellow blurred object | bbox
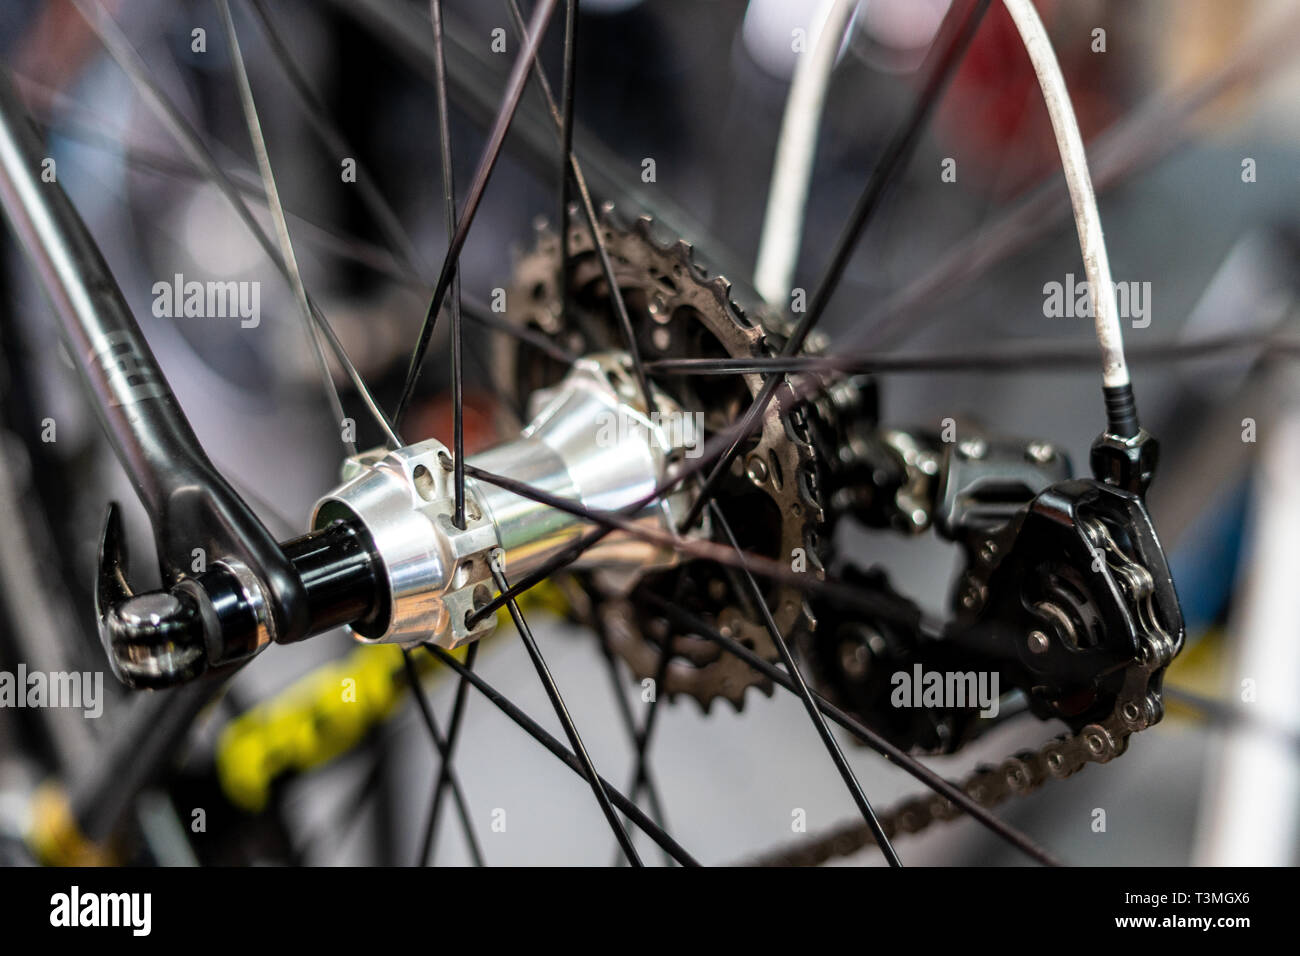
[1156,0,1276,127]
[1165,628,1227,722]
[217,643,406,812]
[27,782,115,866]
[215,582,569,812]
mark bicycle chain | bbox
[745,516,1177,866]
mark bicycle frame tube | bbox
[0,71,309,650]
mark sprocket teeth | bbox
[502,216,833,713]
[592,202,615,232]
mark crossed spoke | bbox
[601,643,672,866]
[490,563,643,865]
[392,0,561,427]
[245,0,426,279]
[423,643,700,865]
[41,0,1216,868]
[706,498,901,866]
[417,642,480,865]
[638,593,1062,867]
[69,0,401,450]
[455,462,1059,863]
[676,0,993,534]
[400,649,486,866]
[505,0,654,413]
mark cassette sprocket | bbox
[497,211,830,709]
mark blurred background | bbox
[1,0,1299,865]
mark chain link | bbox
[743,516,1176,867]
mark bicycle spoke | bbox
[676,0,992,533]
[599,644,672,866]
[462,395,954,623]
[638,592,1062,866]
[294,655,488,867]
[558,0,577,360]
[506,0,653,412]
[627,641,672,824]
[246,0,427,279]
[326,0,753,286]
[466,354,1104,622]
[216,0,355,455]
[13,0,1175,874]
[644,331,1295,376]
[846,6,1300,354]
[393,0,561,428]
[1166,686,1300,754]
[292,724,397,864]
[70,0,400,449]
[707,499,901,866]
[419,641,480,865]
[422,643,697,865]
[400,649,485,866]
[31,97,414,279]
[467,524,611,628]
[463,462,923,628]
[28,63,568,396]
[633,645,673,811]
[22,94,581,374]
[490,564,642,866]
[423,0,469,528]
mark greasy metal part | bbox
[806,418,1178,758]
[803,565,943,752]
[880,431,939,534]
[1090,426,1159,496]
[806,428,1075,751]
[94,505,380,689]
[935,434,1071,540]
[499,212,829,709]
[314,353,700,649]
[0,72,307,676]
[748,480,1183,865]
[822,423,1072,543]
[945,480,1181,730]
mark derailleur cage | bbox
[946,477,1182,732]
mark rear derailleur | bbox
[807,402,1182,758]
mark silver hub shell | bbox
[312,353,701,649]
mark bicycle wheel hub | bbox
[313,352,702,648]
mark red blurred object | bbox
[934,0,1122,196]
[405,389,504,455]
